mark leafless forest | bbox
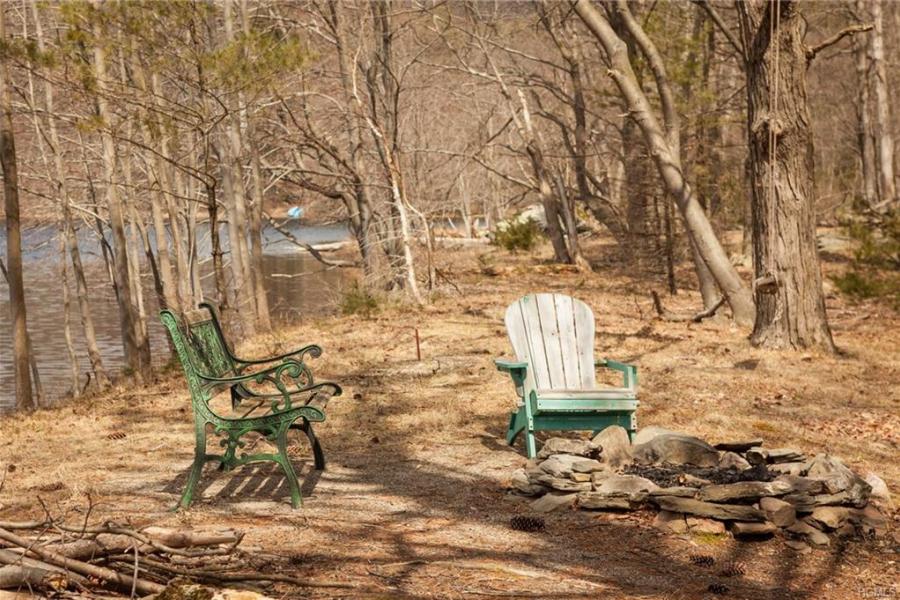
[0,2,898,598]
[0,1,897,409]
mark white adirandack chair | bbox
[495,293,639,458]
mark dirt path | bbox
[1,242,897,599]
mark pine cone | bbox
[708,582,729,595]
[510,515,545,532]
[689,553,715,567]
[720,562,746,577]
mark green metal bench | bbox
[160,302,341,509]
[496,293,638,458]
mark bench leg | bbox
[177,424,207,510]
[298,419,325,471]
[276,428,303,509]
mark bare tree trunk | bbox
[869,0,897,209]
[737,1,835,351]
[855,27,878,209]
[574,0,755,325]
[91,13,150,380]
[0,6,34,410]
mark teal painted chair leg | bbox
[276,429,303,509]
[177,424,208,510]
[524,428,537,459]
[506,408,526,446]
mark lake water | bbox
[0,221,351,412]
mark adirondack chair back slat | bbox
[504,293,596,391]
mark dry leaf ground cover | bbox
[1,238,898,599]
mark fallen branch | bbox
[651,292,726,323]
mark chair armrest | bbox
[495,359,528,387]
[596,358,638,390]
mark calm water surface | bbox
[0,222,350,411]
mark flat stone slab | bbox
[577,491,646,510]
[531,473,592,493]
[594,475,659,497]
[697,480,793,502]
[531,493,577,513]
[649,486,698,498]
[537,438,598,459]
[730,521,777,537]
[652,496,766,522]
[713,439,764,453]
[746,447,806,465]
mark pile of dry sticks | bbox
[0,511,355,597]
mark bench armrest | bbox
[232,344,323,370]
[596,358,638,390]
[199,358,334,411]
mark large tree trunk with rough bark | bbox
[574,0,755,325]
[0,7,34,410]
[737,1,835,352]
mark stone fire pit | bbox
[508,426,891,549]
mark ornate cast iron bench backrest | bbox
[160,303,237,397]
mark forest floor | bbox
[1,236,898,599]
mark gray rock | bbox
[590,470,613,486]
[863,472,893,508]
[849,505,888,536]
[593,475,659,497]
[746,447,805,465]
[649,486,698,498]
[769,462,806,476]
[809,507,851,530]
[531,493,577,513]
[632,426,677,446]
[633,434,719,467]
[803,454,858,493]
[697,480,793,503]
[653,510,688,533]
[652,496,766,522]
[531,473,593,493]
[729,521,777,537]
[759,497,797,527]
[713,439,764,453]
[785,539,812,554]
[681,474,713,488]
[537,438,597,459]
[719,452,751,471]
[686,517,726,535]
[592,426,633,468]
[577,491,646,510]
[540,454,587,478]
[571,458,607,474]
[509,469,548,496]
[786,520,830,547]
[774,475,825,495]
